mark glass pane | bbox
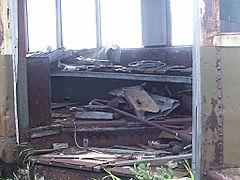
[171,0,193,45]
[27,0,56,52]
[61,0,96,49]
[101,0,142,48]
[220,0,240,32]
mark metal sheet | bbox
[74,111,113,120]
[146,94,180,120]
[221,48,240,166]
[51,71,192,84]
[27,57,52,128]
[123,86,159,117]
[200,48,220,171]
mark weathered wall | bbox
[221,48,240,166]
[0,0,16,163]
[0,55,16,163]
[200,0,240,176]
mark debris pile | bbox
[51,83,192,155]
[28,46,192,178]
[29,47,192,76]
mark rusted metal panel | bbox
[30,128,160,149]
[200,47,240,173]
[200,48,222,172]
[201,0,220,46]
[34,165,107,180]
[27,57,52,128]
[221,48,240,166]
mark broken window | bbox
[220,0,240,32]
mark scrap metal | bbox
[123,85,159,117]
[110,153,192,167]
[74,111,113,120]
[92,100,192,143]
[128,60,166,69]
[145,94,180,120]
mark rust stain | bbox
[205,98,218,132]
[201,0,220,46]
[203,97,222,168]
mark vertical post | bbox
[18,0,30,142]
[56,0,63,48]
[166,0,172,45]
[12,0,19,144]
[95,0,102,47]
[192,0,201,179]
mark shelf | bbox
[51,71,192,84]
